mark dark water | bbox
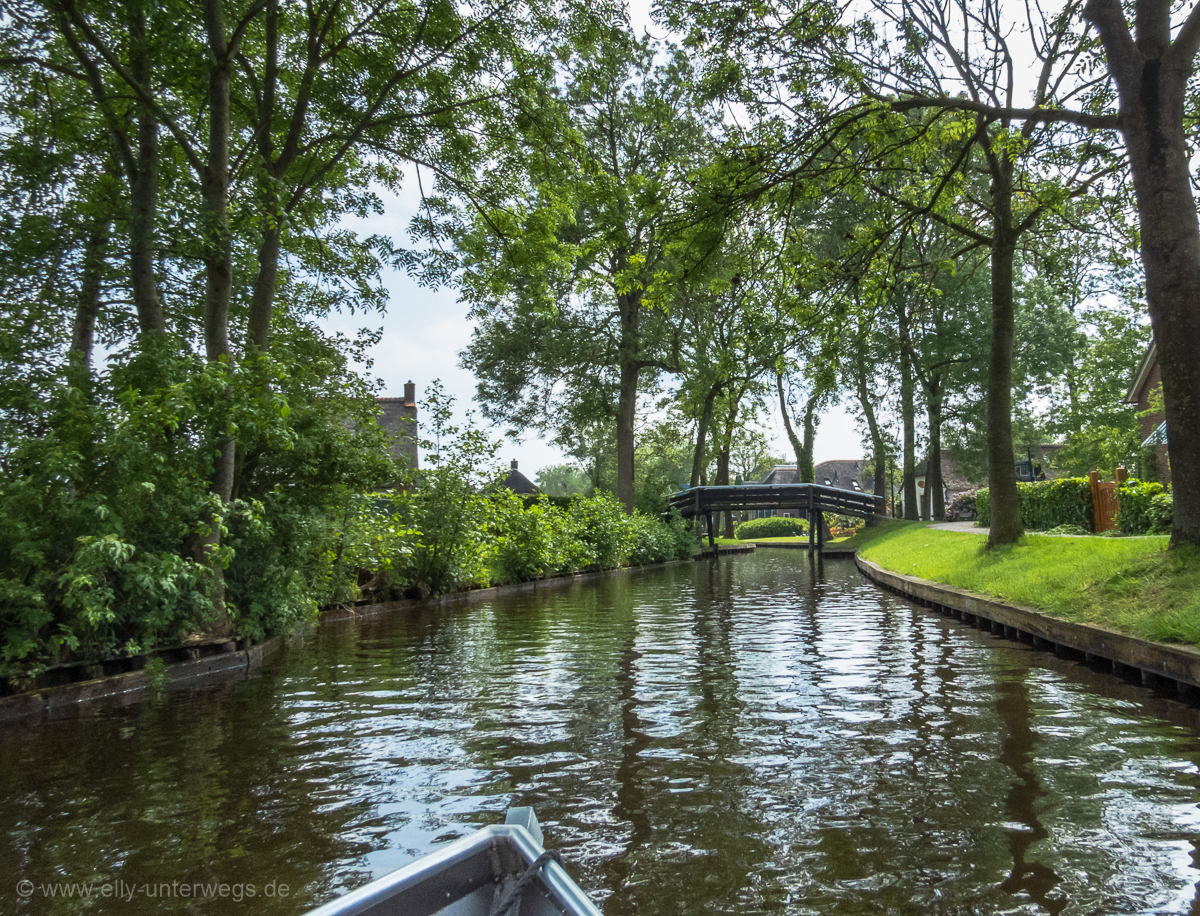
[4,553,1200,916]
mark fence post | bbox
[1116,466,1128,484]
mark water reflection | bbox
[2,554,1200,916]
[995,671,1064,912]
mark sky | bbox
[320,0,865,482]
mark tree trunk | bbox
[777,373,805,479]
[927,379,945,521]
[985,156,1024,548]
[718,396,740,537]
[69,219,108,382]
[616,290,640,514]
[691,384,718,488]
[855,364,888,511]
[128,3,164,336]
[715,446,732,535]
[898,293,919,520]
[248,226,280,351]
[1085,0,1200,547]
[197,0,237,629]
[248,0,280,351]
[800,393,818,483]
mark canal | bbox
[3,552,1200,915]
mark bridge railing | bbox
[668,484,884,557]
[668,484,883,519]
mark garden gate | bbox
[1089,467,1127,532]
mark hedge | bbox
[975,478,1094,531]
[734,516,809,539]
[1116,481,1173,535]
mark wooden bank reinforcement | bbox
[856,554,1200,703]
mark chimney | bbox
[403,380,415,406]
[511,460,518,470]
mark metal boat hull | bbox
[304,808,601,916]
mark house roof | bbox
[938,453,980,492]
[758,461,875,493]
[759,465,799,486]
[814,459,874,493]
[1125,340,1157,404]
[500,461,540,495]
[376,397,418,468]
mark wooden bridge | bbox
[668,484,884,556]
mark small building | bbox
[1014,443,1064,482]
[1125,341,1170,484]
[500,460,539,495]
[377,380,418,471]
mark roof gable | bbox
[1125,341,1157,404]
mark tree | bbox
[455,30,716,512]
[0,0,584,671]
[1083,0,1200,546]
[666,0,1122,546]
[535,464,591,497]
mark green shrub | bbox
[627,511,695,565]
[1020,478,1094,531]
[567,492,635,569]
[975,478,1094,531]
[489,492,570,584]
[0,332,392,678]
[1117,481,1173,535]
[734,516,809,539]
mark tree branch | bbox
[888,95,1118,130]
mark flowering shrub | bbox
[945,490,979,522]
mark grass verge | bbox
[851,519,1200,646]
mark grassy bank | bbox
[849,520,1200,646]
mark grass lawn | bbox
[849,519,1200,646]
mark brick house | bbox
[377,380,418,472]
[1124,342,1170,484]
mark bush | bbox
[734,516,809,539]
[0,332,392,678]
[1117,481,1173,535]
[566,492,635,569]
[627,511,696,565]
[975,478,1094,531]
